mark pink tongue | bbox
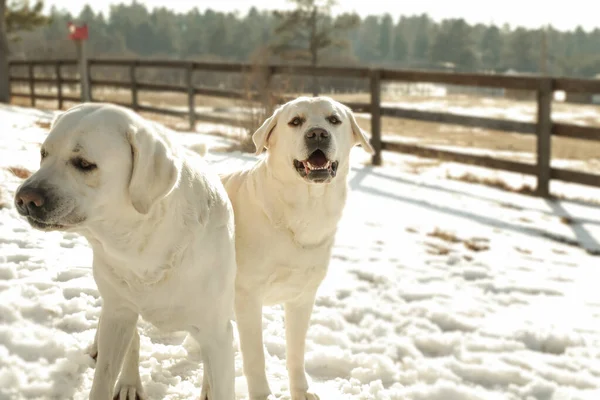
[308,151,328,167]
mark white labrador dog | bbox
[13,103,236,400]
[220,97,374,400]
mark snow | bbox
[381,96,600,126]
[2,103,600,399]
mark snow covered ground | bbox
[2,104,600,400]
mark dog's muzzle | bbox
[293,127,339,183]
[14,185,70,231]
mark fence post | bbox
[186,63,195,130]
[130,62,138,111]
[55,61,63,110]
[536,78,554,197]
[535,78,553,197]
[75,40,91,102]
[369,69,382,166]
[86,59,93,102]
[262,66,275,116]
[28,63,35,107]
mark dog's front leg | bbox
[114,329,146,400]
[285,292,319,400]
[235,293,273,400]
[89,305,138,400]
[195,319,235,400]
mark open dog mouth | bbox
[293,149,339,183]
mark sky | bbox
[45,0,599,32]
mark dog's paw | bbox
[112,382,146,400]
[291,392,320,400]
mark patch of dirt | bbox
[7,166,32,179]
[425,242,451,255]
[464,238,491,252]
[35,120,51,130]
[427,228,461,243]
[447,172,536,196]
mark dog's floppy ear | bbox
[127,122,181,214]
[252,105,283,156]
[344,106,375,155]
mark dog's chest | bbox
[262,259,329,305]
[257,234,334,305]
[93,255,200,331]
[235,178,346,305]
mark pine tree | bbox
[430,19,476,71]
[378,14,393,61]
[1,0,51,103]
[411,14,431,62]
[6,0,50,39]
[480,25,502,70]
[392,24,408,63]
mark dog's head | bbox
[14,103,181,232]
[252,96,374,184]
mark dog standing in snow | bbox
[218,97,374,400]
[13,103,236,400]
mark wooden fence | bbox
[7,58,600,197]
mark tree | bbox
[480,25,503,70]
[271,0,359,95]
[392,23,408,63]
[378,14,393,61]
[411,14,431,62]
[507,28,537,72]
[354,15,380,61]
[0,0,8,102]
[430,19,477,71]
[1,0,50,103]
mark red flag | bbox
[67,22,89,41]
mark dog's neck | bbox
[79,181,194,285]
[251,157,349,248]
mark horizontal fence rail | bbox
[7,58,600,196]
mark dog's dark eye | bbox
[327,115,341,125]
[73,158,97,172]
[40,149,47,160]
[288,117,304,127]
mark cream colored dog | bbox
[220,97,374,400]
[13,103,236,400]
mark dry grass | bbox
[560,216,574,225]
[425,242,451,255]
[447,172,537,196]
[448,171,600,205]
[427,227,491,253]
[35,120,52,130]
[464,238,491,252]
[515,247,532,255]
[7,166,32,179]
[427,228,461,243]
[406,160,442,174]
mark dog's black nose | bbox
[15,187,46,216]
[305,127,329,142]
